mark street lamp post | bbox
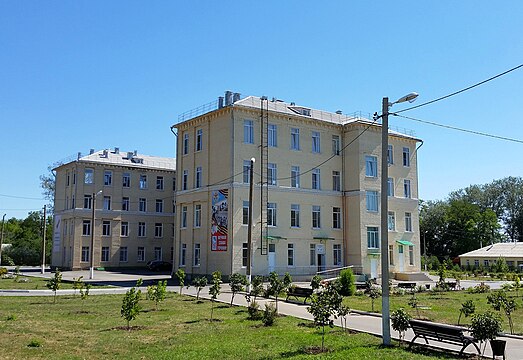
[246,157,255,293]
[89,190,102,280]
[380,92,418,346]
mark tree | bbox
[310,275,322,291]
[72,276,84,297]
[391,308,411,345]
[470,312,502,356]
[192,276,207,300]
[39,163,61,213]
[80,283,91,310]
[338,268,356,296]
[209,271,221,320]
[46,270,62,303]
[267,272,285,314]
[121,279,143,330]
[283,272,292,290]
[249,275,264,303]
[146,280,167,311]
[458,299,475,325]
[367,285,381,312]
[307,282,343,352]
[229,273,248,306]
[487,290,517,334]
[175,269,186,294]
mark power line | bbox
[395,63,523,114]
[0,193,45,200]
[394,114,523,144]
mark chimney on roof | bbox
[336,110,343,115]
[218,96,224,109]
[225,91,233,106]
[114,147,120,154]
[133,150,138,156]
[101,149,108,158]
[233,92,241,103]
[127,151,133,159]
[89,149,95,155]
[77,152,82,160]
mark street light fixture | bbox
[89,190,103,280]
[380,92,418,346]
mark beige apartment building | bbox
[173,92,422,280]
[51,149,176,270]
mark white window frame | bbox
[387,177,395,197]
[310,244,316,266]
[183,133,189,155]
[156,176,164,190]
[244,120,254,144]
[312,169,321,190]
[405,212,413,232]
[366,191,379,212]
[103,196,111,211]
[102,220,111,236]
[182,170,188,190]
[137,247,145,262]
[290,128,300,150]
[104,170,112,186]
[312,205,321,229]
[291,166,300,188]
[243,160,251,183]
[365,155,378,177]
[332,207,341,229]
[155,223,163,238]
[122,197,130,211]
[139,198,146,212]
[312,131,320,153]
[139,175,147,189]
[120,246,128,262]
[195,166,202,188]
[242,243,248,267]
[367,226,379,249]
[181,206,187,228]
[194,243,201,266]
[122,173,130,188]
[82,220,91,236]
[242,201,249,225]
[409,245,414,265]
[387,144,394,165]
[268,163,277,186]
[156,199,164,213]
[332,135,340,155]
[180,244,187,267]
[389,245,394,266]
[403,147,410,167]
[404,179,411,198]
[287,244,295,267]
[84,168,94,184]
[194,204,201,228]
[138,222,146,237]
[101,246,109,262]
[333,244,342,266]
[332,171,341,191]
[388,211,396,231]
[196,129,203,151]
[84,194,92,209]
[81,246,89,262]
[290,204,300,228]
[267,202,277,227]
[268,124,277,147]
[121,222,129,237]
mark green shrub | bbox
[0,267,7,277]
[27,339,42,348]
[6,314,16,321]
[247,301,262,320]
[262,303,277,326]
[467,282,490,294]
[391,308,411,344]
[338,268,356,296]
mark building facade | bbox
[51,149,176,270]
[460,243,523,270]
[173,93,422,279]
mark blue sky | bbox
[1,1,522,219]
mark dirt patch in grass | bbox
[303,346,330,355]
[109,325,147,331]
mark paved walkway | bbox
[2,268,522,359]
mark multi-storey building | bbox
[172,92,421,280]
[51,148,176,270]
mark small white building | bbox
[459,242,523,270]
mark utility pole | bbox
[41,205,47,274]
[0,214,6,266]
[90,190,102,279]
[246,157,255,292]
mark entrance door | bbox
[398,245,405,272]
[317,254,326,272]
[370,258,378,279]
[268,244,276,273]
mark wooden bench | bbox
[409,319,480,357]
[397,282,416,290]
[445,281,458,290]
[286,286,313,304]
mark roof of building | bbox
[55,149,176,171]
[460,242,523,258]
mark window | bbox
[138,222,146,237]
[312,131,320,153]
[195,166,202,188]
[290,204,300,228]
[122,173,130,188]
[155,223,163,238]
[66,173,70,186]
[156,199,164,213]
[139,198,146,212]
[367,227,379,249]
[156,176,164,190]
[242,243,248,267]
[268,124,277,147]
[404,179,411,198]
[267,203,277,227]
[81,246,89,262]
[332,171,341,191]
[290,128,300,150]
[332,135,340,155]
[474,259,479,267]
[181,206,187,228]
[243,160,251,183]
[102,220,111,236]
[365,156,378,177]
[180,244,187,266]
[152,247,161,261]
[121,222,129,237]
[409,246,414,265]
[312,169,321,190]
[312,205,321,229]
[268,163,277,186]
[332,207,341,229]
[104,170,112,186]
[101,246,109,262]
[122,197,130,211]
[244,120,254,144]
[84,168,94,184]
[120,247,128,262]
[387,178,395,197]
[196,129,203,151]
[182,170,188,190]
[139,175,147,189]
[194,204,201,227]
[366,191,379,212]
[242,201,249,225]
[194,243,201,266]
[72,195,75,209]
[333,244,342,266]
[137,247,145,262]
[310,244,316,266]
[291,166,300,188]
[403,147,410,167]
[73,172,76,185]
[387,144,393,165]
[173,177,176,191]
[287,244,295,267]
[388,211,396,231]
[405,212,413,232]
[84,194,92,209]
[82,220,91,236]
[389,245,394,266]
[103,196,111,211]
[183,133,189,154]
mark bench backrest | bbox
[290,287,313,296]
[410,320,465,342]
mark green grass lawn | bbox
[0,292,462,360]
[344,289,523,334]
[0,276,111,290]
